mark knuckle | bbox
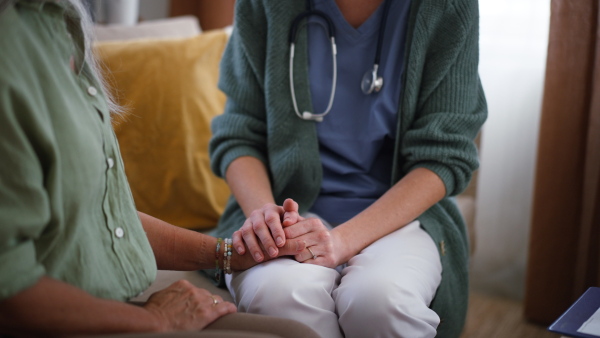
[175,279,192,289]
[251,221,264,232]
[241,226,254,237]
[264,213,279,225]
[317,231,329,241]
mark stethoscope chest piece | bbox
[361,64,383,95]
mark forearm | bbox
[0,277,160,337]
[139,212,217,271]
[332,167,446,263]
[225,156,275,217]
[140,211,301,271]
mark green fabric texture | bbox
[209,0,487,337]
[0,1,156,301]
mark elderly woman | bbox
[0,1,319,337]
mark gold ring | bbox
[210,295,219,305]
[307,247,317,260]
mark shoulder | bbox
[0,4,38,98]
[233,1,304,36]
[410,0,479,30]
[407,0,480,59]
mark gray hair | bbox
[68,0,124,114]
[1,0,123,114]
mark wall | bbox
[93,0,170,23]
[471,0,550,300]
[138,0,169,21]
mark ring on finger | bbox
[307,247,317,260]
[210,295,219,306]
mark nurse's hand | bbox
[284,218,342,269]
[230,237,306,271]
[232,199,302,262]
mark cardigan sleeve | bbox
[209,1,270,178]
[400,0,487,197]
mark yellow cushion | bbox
[95,31,230,230]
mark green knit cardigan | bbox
[209,0,487,337]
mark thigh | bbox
[334,221,443,338]
[227,258,340,309]
[205,312,320,338]
[226,258,344,338]
[345,220,442,304]
[82,329,279,338]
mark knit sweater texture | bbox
[209,0,487,337]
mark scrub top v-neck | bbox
[307,0,412,224]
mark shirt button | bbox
[87,86,98,96]
[107,157,114,169]
[115,227,124,238]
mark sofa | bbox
[93,16,479,305]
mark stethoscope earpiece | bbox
[302,111,324,122]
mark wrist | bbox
[229,248,256,272]
[139,303,170,333]
[330,227,355,265]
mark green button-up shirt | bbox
[0,1,156,301]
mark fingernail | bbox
[254,253,263,261]
[237,246,243,253]
[276,236,284,246]
[268,247,277,257]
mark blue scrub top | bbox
[307,0,412,224]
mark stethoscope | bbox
[289,0,391,122]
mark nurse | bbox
[209,0,487,337]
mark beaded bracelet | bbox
[215,238,223,283]
[224,238,232,274]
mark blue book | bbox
[549,287,600,338]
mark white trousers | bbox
[226,221,442,338]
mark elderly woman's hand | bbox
[232,199,302,262]
[143,280,236,332]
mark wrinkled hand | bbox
[232,199,302,262]
[144,280,236,332]
[284,217,341,269]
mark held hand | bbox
[143,280,236,332]
[230,237,306,271]
[283,218,342,269]
[232,198,302,262]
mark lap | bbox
[205,312,320,338]
[337,221,442,305]
[229,221,441,304]
[227,221,443,338]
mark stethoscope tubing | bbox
[289,31,337,122]
[289,0,389,121]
